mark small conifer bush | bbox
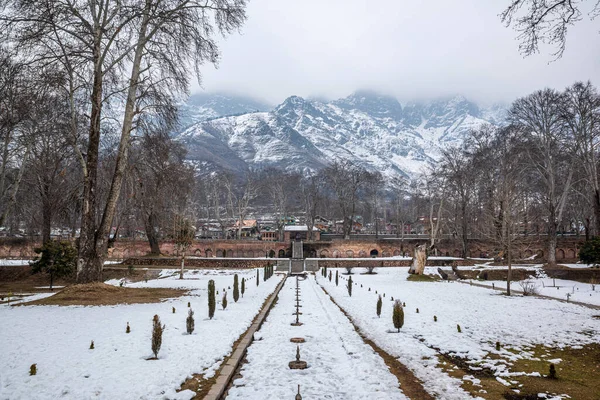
[392,300,404,332]
[329,271,332,281]
[383,293,385,297]
[403,302,406,307]
[347,276,353,297]
[208,280,216,319]
[457,324,462,333]
[151,315,165,358]
[233,274,240,303]
[29,364,37,376]
[186,308,195,334]
[377,295,382,318]
[434,315,437,322]
[172,307,176,314]
[257,270,260,286]
[496,341,501,350]
[187,302,190,308]
[222,291,228,310]
[335,270,339,286]
[89,340,94,349]
[548,363,557,379]
[416,308,419,313]
[241,277,245,297]
[126,322,130,333]
[368,287,371,291]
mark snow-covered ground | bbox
[0,269,282,400]
[227,275,408,400]
[0,259,31,266]
[474,277,600,306]
[318,268,600,399]
[557,263,596,269]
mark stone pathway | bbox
[226,275,408,399]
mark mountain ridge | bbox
[175,91,507,178]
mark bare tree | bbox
[173,214,195,279]
[1,0,248,282]
[223,171,259,239]
[362,170,384,238]
[132,132,194,254]
[562,81,600,235]
[300,173,324,241]
[0,50,34,227]
[472,125,528,294]
[510,88,575,266]
[323,160,366,239]
[261,168,299,242]
[22,89,80,244]
[415,168,446,253]
[440,145,475,258]
[501,0,600,59]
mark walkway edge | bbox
[319,283,436,400]
[204,275,287,400]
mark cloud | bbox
[192,0,600,105]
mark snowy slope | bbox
[176,91,506,178]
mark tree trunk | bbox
[41,190,52,244]
[179,251,185,279]
[409,245,427,275]
[594,190,600,236]
[79,7,152,283]
[343,216,351,240]
[144,211,161,255]
[76,36,104,283]
[506,242,512,296]
[547,204,558,266]
[461,200,468,258]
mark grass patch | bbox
[438,343,600,399]
[20,282,186,306]
[407,274,440,282]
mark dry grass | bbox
[439,343,600,399]
[407,273,440,282]
[20,282,187,306]
[178,372,217,399]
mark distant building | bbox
[284,225,321,242]
[229,219,259,239]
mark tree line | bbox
[1,1,598,282]
[0,0,248,282]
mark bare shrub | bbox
[366,266,376,274]
[345,267,353,274]
[519,280,539,296]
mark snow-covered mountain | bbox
[176,91,506,178]
[177,93,271,130]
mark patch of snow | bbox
[0,269,282,399]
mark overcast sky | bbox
[192,0,600,105]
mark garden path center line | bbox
[225,275,408,399]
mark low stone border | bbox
[203,275,287,400]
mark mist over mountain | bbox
[175,91,507,178]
